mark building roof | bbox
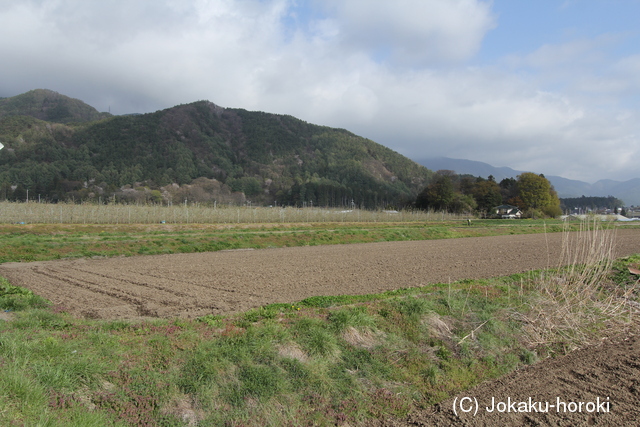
[494,204,521,211]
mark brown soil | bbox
[377,327,640,426]
[1,229,639,320]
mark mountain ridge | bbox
[0,89,111,124]
[0,90,431,207]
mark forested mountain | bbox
[0,89,111,124]
[0,90,432,208]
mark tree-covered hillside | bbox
[0,91,431,208]
[0,89,111,124]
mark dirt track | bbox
[1,228,640,320]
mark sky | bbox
[1,0,640,183]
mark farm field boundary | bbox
[2,229,640,320]
[0,218,620,264]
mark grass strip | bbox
[0,219,584,264]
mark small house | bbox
[493,204,522,219]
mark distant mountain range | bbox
[416,157,640,206]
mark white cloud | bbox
[318,0,496,65]
[611,54,640,96]
[507,37,613,70]
[0,0,293,110]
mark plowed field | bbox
[376,329,640,426]
[1,229,640,319]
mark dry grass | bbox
[519,218,630,351]
[342,326,383,349]
[277,343,309,362]
[421,313,453,340]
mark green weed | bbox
[0,278,49,311]
[328,306,377,332]
[293,317,340,357]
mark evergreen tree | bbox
[12,184,27,202]
[416,173,455,211]
[472,180,503,213]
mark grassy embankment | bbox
[0,208,638,425]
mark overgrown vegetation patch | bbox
[0,277,49,311]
